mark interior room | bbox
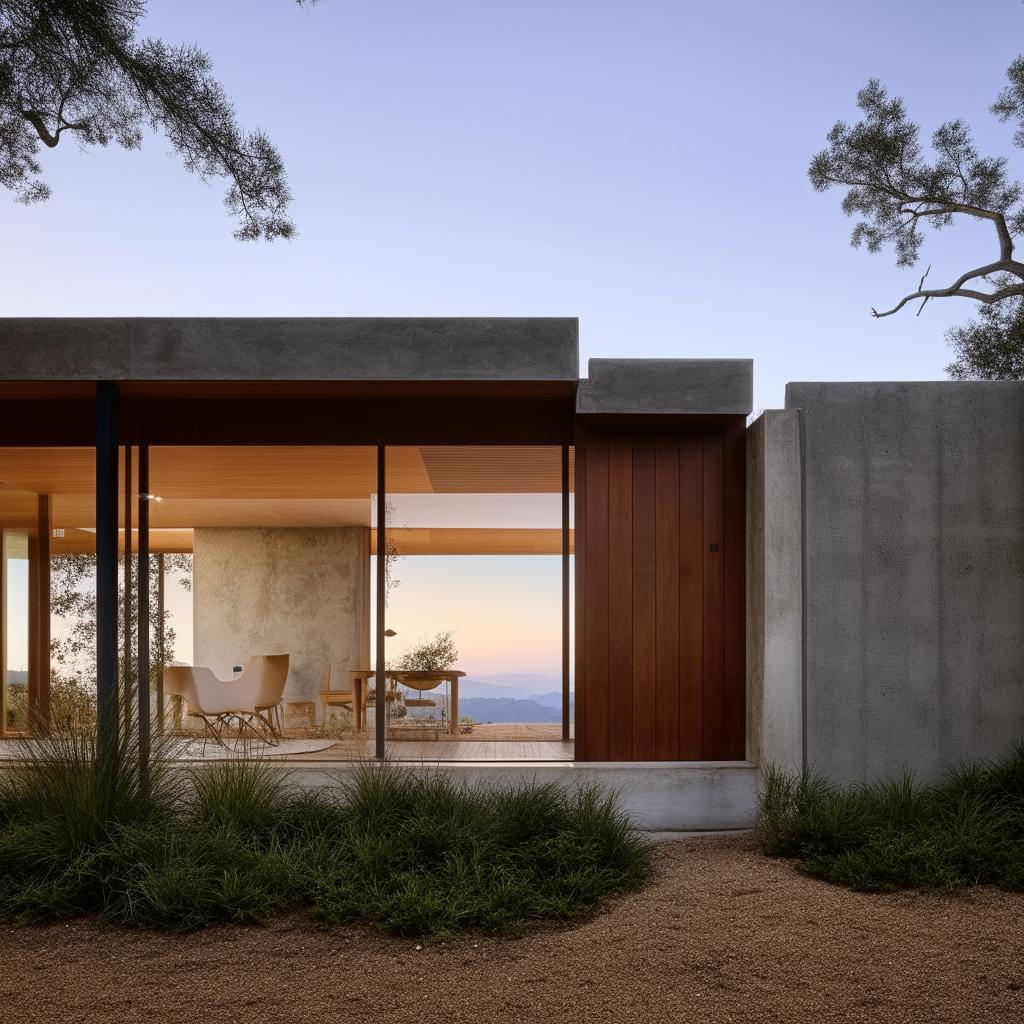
[0,443,574,761]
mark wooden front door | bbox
[574,419,745,761]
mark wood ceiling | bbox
[0,446,574,555]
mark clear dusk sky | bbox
[3,0,1020,410]
[4,2,1020,685]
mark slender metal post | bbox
[156,552,165,735]
[137,445,150,770]
[33,495,51,733]
[561,444,571,743]
[0,536,6,735]
[375,445,386,760]
[96,383,120,758]
[122,444,133,734]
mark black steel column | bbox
[562,444,571,744]
[375,445,386,760]
[122,445,132,731]
[96,383,119,757]
[137,445,150,768]
[34,494,51,733]
[156,552,165,735]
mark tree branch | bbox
[18,107,89,147]
[872,263,1024,317]
[817,168,1018,259]
[19,108,60,147]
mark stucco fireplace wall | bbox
[192,527,370,709]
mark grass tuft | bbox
[0,743,652,937]
[755,742,1024,893]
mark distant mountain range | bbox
[459,697,573,724]
[460,674,570,697]
[409,695,574,725]
[409,674,574,724]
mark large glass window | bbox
[0,448,98,737]
[1,530,30,734]
[148,446,377,741]
[0,440,575,760]
[376,446,572,752]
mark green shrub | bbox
[0,743,652,938]
[188,758,292,834]
[755,742,1024,892]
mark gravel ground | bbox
[1,838,1021,1024]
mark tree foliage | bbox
[394,631,459,673]
[946,291,1024,380]
[50,552,192,690]
[0,1,306,239]
[811,61,1024,379]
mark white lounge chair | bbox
[164,654,289,751]
[250,654,290,742]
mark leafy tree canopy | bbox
[811,60,1024,379]
[0,1,315,239]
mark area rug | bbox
[174,737,340,760]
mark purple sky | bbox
[3,1,1020,408]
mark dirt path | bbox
[1,838,1021,1024]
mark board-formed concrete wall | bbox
[192,528,370,711]
[781,381,1024,784]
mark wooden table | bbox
[346,669,465,736]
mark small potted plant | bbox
[388,632,463,735]
[394,630,459,681]
[392,630,457,705]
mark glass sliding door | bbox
[378,445,571,757]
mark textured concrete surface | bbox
[285,760,759,831]
[0,317,579,380]
[786,381,1024,784]
[192,527,370,708]
[746,411,803,774]
[576,357,753,415]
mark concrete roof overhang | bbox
[0,317,579,382]
[0,319,581,446]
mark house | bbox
[1,318,1022,830]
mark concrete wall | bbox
[784,382,1024,784]
[193,528,369,710]
[746,411,803,775]
[284,761,758,833]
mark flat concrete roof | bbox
[577,358,753,415]
[0,317,579,382]
[785,380,1024,408]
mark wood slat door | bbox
[575,419,745,761]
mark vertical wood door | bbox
[575,419,745,761]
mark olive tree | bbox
[810,62,1024,379]
[0,1,319,240]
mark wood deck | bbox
[0,725,576,765]
[286,738,575,761]
[282,724,574,762]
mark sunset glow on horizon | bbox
[373,554,570,683]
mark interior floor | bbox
[285,737,575,762]
[0,724,576,763]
